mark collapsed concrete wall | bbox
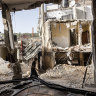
[46,5,93,20]
[51,20,91,47]
[42,20,92,69]
[46,8,73,20]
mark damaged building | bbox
[39,0,93,69]
[1,0,96,96]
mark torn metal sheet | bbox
[23,42,41,60]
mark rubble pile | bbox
[0,58,11,75]
[0,58,13,81]
[0,59,31,81]
[40,64,94,88]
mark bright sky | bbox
[0,8,39,33]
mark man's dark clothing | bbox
[30,60,38,77]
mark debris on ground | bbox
[53,43,92,52]
[40,64,94,88]
[0,58,11,75]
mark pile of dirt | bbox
[40,64,94,88]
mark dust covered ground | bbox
[0,57,94,90]
[0,61,31,81]
[0,59,31,90]
[40,64,94,88]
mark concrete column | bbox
[78,21,84,66]
[2,4,14,51]
[41,4,45,69]
[92,0,96,84]
[73,6,77,19]
[89,22,92,45]
[78,21,82,45]
[2,4,10,50]
[2,3,22,82]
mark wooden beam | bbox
[92,0,96,83]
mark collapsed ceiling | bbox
[0,0,62,11]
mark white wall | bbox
[46,4,93,20]
[46,8,73,20]
[76,6,93,20]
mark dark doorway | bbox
[82,30,90,45]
